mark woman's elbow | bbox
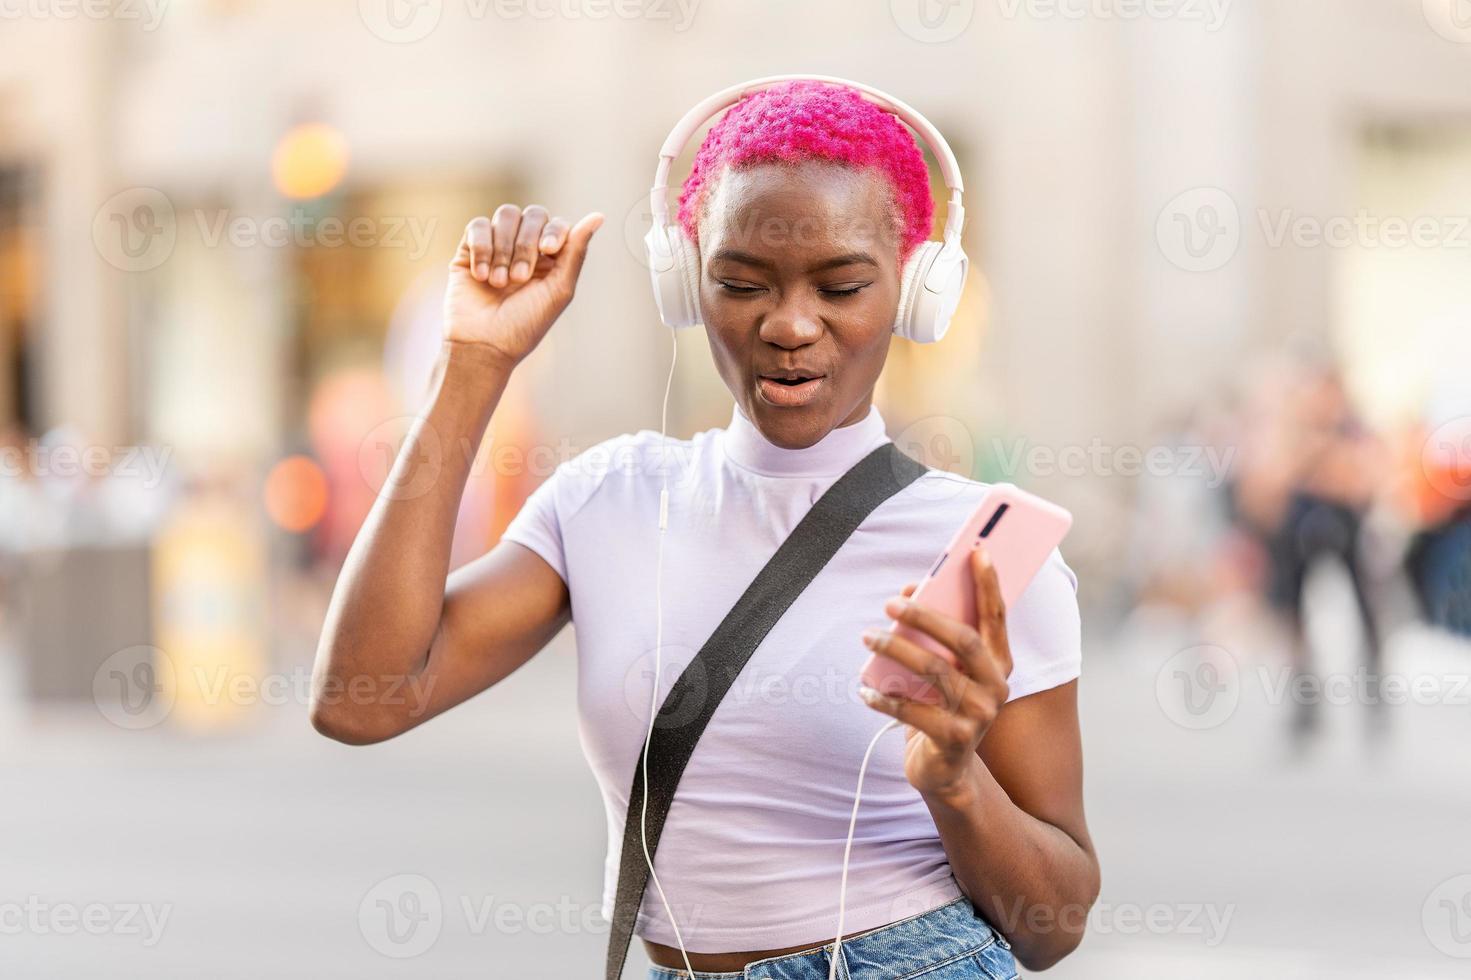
[1008,865,1101,971]
[307,668,409,745]
[309,698,399,745]
[1013,928,1087,972]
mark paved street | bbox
[3,612,1470,979]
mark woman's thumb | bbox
[554,211,604,284]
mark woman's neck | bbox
[721,401,890,477]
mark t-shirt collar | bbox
[721,401,890,478]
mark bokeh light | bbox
[263,455,329,532]
[271,122,349,200]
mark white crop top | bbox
[499,401,1083,951]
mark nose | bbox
[757,290,823,349]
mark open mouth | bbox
[757,371,827,407]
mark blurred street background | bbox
[3,0,1471,976]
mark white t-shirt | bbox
[499,401,1082,951]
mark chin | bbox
[747,392,834,449]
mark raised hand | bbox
[443,205,604,366]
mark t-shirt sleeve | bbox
[499,463,570,584]
[1002,547,1083,701]
[498,434,631,588]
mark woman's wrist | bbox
[422,339,515,445]
[920,753,990,813]
[440,338,519,381]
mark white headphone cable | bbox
[828,715,905,980]
[641,324,908,980]
[643,325,697,979]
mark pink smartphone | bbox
[859,483,1072,705]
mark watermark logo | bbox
[1423,874,1471,958]
[891,0,975,43]
[193,209,436,259]
[93,187,176,272]
[1424,0,1471,44]
[1160,189,1471,271]
[621,642,706,729]
[93,646,176,731]
[358,0,443,43]
[92,649,439,730]
[359,416,445,501]
[356,878,686,949]
[894,415,976,502]
[624,190,908,274]
[1155,644,1240,730]
[1156,650,1471,730]
[1156,187,1241,273]
[621,643,882,726]
[621,190,660,273]
[1422,416,1471,502]
[359,874,444,958]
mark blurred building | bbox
[3,0,1471,615]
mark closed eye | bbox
[820,283,870,298]
[716,282,764,295]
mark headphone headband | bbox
[648,74,965,244]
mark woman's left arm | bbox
[858,549,1100,971]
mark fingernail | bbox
[884,596,909,617]
[859,686,882,705]
[540,235,556,251]
[476,262,489,279]
[977,548,992,567]
[491,267,508,287]
[510,261,530,280]
[861,628,880,647]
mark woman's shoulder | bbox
[541,424,723,519]
[559,424,721,481]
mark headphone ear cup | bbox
[644,223,702,329]
[893,240,967,344]
[894,241,942,343]
[670,228,703,328]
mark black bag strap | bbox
[605,440,929,980]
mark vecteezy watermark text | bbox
[357,0,698,44]
[0,0,169,30]
[988,437,1235,488]
[0,441,171,488]
[357,874,702,958]
[0,897,171,947]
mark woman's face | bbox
[696,161,904,449]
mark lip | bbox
[756,375,827,408]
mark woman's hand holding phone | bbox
[858,548,1014,801]
[857,484,1072,801]
[443,206,605,368]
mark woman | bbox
[311,80,1099,978]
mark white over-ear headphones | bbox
[643,74,969,344]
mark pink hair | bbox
[675,79,935,264]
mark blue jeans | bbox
[647,896,1018,979]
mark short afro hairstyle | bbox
[675,79,936,265]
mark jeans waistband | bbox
[648,895,1008,979]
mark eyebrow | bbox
[709,249,880,272]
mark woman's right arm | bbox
[310,205,604,745]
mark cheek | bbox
[847,281,902,343]
[702,323,749,383]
